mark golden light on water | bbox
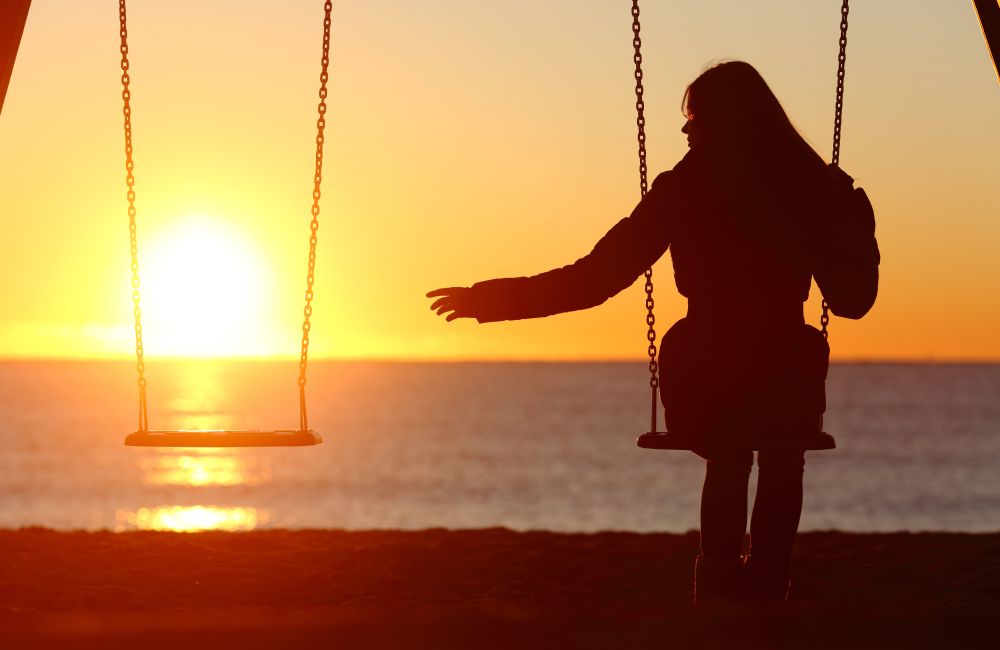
[172,414,237,431]
[115,506,265,532]
[140,453,272,487]
[165,362,237,430]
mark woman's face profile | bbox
[681,115,705,149]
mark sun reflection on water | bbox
[165,361,235,430]
[140,452,271,487]
[121,364,277,532]
[171,412,237,431]
[115,506,265,532]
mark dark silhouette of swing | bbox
[631,0,851,453]
[119,0,334,448]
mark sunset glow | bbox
[2,3,1000,640]
[1,1,998,360]
[140,218,276,358]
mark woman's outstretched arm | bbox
[428,167,687,323]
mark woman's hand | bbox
[426,287,473,322]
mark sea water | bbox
[0,361,997,532]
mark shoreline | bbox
[2,528,998,648]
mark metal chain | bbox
[298,0,333,431]
[831,0,850,169]
[820,0,850,340]
[119,0,147,432]
[631,0,659,433]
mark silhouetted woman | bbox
[427,61,877,603]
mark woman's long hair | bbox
[683,61,827,182]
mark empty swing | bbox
[633,0,855,452]
[120,0,333,448]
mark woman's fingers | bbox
[426,287,464,298]
[429,297,452,311]
[427,286,470,321]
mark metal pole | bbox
[0,0,31,115]
[974,0,1000,84]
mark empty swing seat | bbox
[636,430,835,451]
[125,429,322,448]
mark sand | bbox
[1,528,998,648]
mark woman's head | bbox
[681,61,825,172]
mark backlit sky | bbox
[1,0,998,360]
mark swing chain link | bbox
[821,0,850,341]
[119,0,148,431]
[631,0,659,433]
[297,0,333,430]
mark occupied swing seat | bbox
[637,314,835,453]
[636,429,835,451]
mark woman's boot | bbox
[693,555,744,605]
[743,554,791,602]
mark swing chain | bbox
[631,2,649,198]
[821,0,849,341]
[119,0,147,432]
[297,0,333,431]
[631,0,658,433]
[831,0,850,168]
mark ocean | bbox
[0,361,997,533]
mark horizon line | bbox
[1,355,999,365]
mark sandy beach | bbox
[1,528,998,648]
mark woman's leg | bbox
[700,450,754,558]
[694,449,753,603]
[746,449,805,599]
[749,450,805,561]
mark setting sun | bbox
[140,217,280,358]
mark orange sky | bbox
[1,0,998,360]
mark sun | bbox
[140,217,278,357]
